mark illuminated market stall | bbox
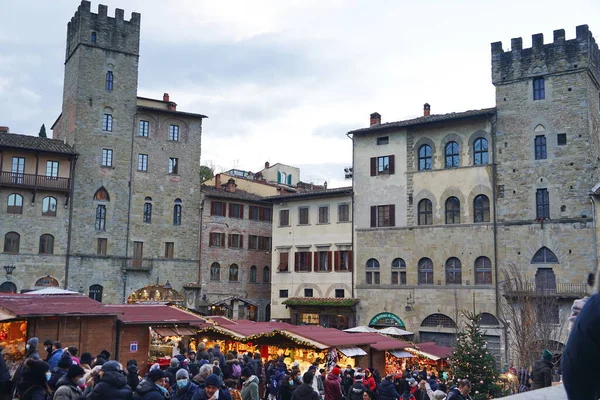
[404,342,452,375]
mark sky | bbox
[2,1,600,188]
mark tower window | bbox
[102,149,113,167]
[105,71,113,91]
[473,138,489,165]
[533,77,545,100]
[139,120,149,137]
[168,158,179,174]
[102,114,112,131]
[536,189,550,219]
[557,133,567,146]
[137,154,148,172]
[169,125,180,141]
[143,197,152,224]
[91,32,97,43]
[95,205,106,231]
[535,135,547,160]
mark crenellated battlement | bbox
[65,0,141,62]
[491,25,600,86]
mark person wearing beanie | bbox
[25,337,40,361]
[171,368,199,400]
[53,364,85,400]
[127,359,141,392]
[86,360,132,400]
[241,366,259,400]
[134,368,168,400]
[192,373,233,400]
[49,352,73,391]
[290,372,319,400]
[531,349,553,390]
[16,359,52,399]
[347,374,366,400]
[80,352,93,372]
[324,366,343,400]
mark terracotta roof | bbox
[349,107,496,134]
[282,297,359,307]
[0,294,116,318]
[265,187,352,201]
[201,185,270,203]
[0,132,76,155]
[104,304,207,325]
[347,332,410,351]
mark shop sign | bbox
[369,312,405,328]
[130,341,138,352]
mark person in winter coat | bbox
[531,350,553,390]
[341,367,354,397]
[212,345,227,372]
[48,341,65,371]
[192,374,233,400]
[168,358,182,377]
[135,368,169,400]
[172,369,199,400]
[26,337,41,361]
[291,372,320,400]
[196,343,210,363]
[50,352,74,391]
[267,362,286,400]
[193,364,213,389]
[362,370,377,393]
[19,359,52,400]
[86,360,133,400]
[446,380,471,400]
[323,367,343,400]
[126,360,141,392]
[53,364,86,400]
[347,373,367,400]
[241,368,260,400]
[423,381,446,400]
[517,368,530,393]
[378,375,400,400]
[279,375,295,400]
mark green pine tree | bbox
[38,124,47,138]
[448,312,506,399]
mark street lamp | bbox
[3,265,16,275]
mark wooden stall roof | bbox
[411,342,452,359]
[349,332,411,351]
[0,294,119,318]
[104,305,209,325]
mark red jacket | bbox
[363,375,377,391]
[324,373,343,400]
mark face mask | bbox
[177,379,188,388]
[77,377,86,386]
[289,380,293,386]
[46,372,52,381]
[157,384,167,393]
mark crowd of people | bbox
[1,337,480,400]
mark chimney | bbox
[423,103,431,116]
[168,102,177,111]
[370,112,381,127]
[214,173,221,188]
[0,126,8,134]
[265,161,270,169]
[226,178,237,193]
[163,93,170,102]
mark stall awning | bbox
[337,346,367,357]
[153,327,196,336]
[388,350,414,358]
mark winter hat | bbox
[332,366,342,376]
[101,360,121,372]
[24,359,50,384]
[58,352,74,369]
[171,358,180,367]
[80,352,93,366]
[67,364,86,379]
[176,369,190,379]
[148,368,166,383]
[241,367,252,378]
[199,359,209,367]
[433,392,446,400]
[428,379,438,391]
[100,350,111,360]
[542,349,553,361]
[205,374,220,387]
[308,365,317,372]
[27,337,39,348]
[354,372,364,378]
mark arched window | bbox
[210,262,220,281]
[7,194,23,214]
[250,266,257,283]
[445,257,462,285]
[0,282,17,293]
[3,232,20,253]
[418,145,432,171]
[473,138,489,165]
[173,198,182,226]
[89,284,103,302]
[143,197,152,224]
[418,199,433,225]
[39,234,54,255]
[444,141,459,168]
[480,312,500,326]
[35,276,59,287]
[445,197,460,224]
[263,266,270,283]
[366,258,380,285]
[93,187,110,201]
[474,256,492,285]
[42,196,57,217]
[105,71,113,91]
[418,258,434,285]
[421,313,457,328]
[391,258,406,285]
[473,195,490,223]
[229,264,239,281]
[531,247,559,263]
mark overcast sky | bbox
[2,1,599,188]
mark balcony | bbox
[502,282,588,299]
[0,172,71,192]
[123,258,153,272]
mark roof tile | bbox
[0,132,76,155]
[201,185,269,203]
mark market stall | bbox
[404,342,452,376]
[343,332,411,374]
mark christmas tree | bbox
[448,312,506,399]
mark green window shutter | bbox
[287,174,292,185]
[277,171,281,183]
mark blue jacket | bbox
[48,349,64,370]
[172,381,199,400]
[378,379,400,400]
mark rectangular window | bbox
[370,204,395,227]
[261,207,272,222]
[370,155,395,176]
[97,238,107,256]
[258,236,271,251]
[280,209,290,226]
[211,201,226,216]
[138,120,149,137]
[168,157,178,174]
[557,133,567,146]
[533,77,545,100]
[164,242,174,259]
[11,157,25,184]
[137,154,148,171]
[295,251,312,272]
[209,232,225,247]
[298,207,309,225]
[249,206,260,220]
[391,271,407,285]
[304,288,313,297]
[316,251,330,272]
[366,271,381,285]
[102,114,112,131]
[336,250,353,271]
[535,135,547,160]
[335,289,344,298]
[279,290,288,298]
[536,188,550,219]
[338,204,350,222]
[249,235,259,250]
[133,241,143,267]
[46,161,59,178]
[318,206,329,224]
[91,31,97,43]
[101,149,113,167]
[169,125,180,141]
[229,203,243,219]
[95,205,106,231]
[229,234,242,249]
[105,71,113,91]
[278,252,289,272]
[377,136,389,145]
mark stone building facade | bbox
[46,1,205,303]
[268,188,354,329]
[187,179,272,321]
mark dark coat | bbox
[49,368,68,391]
[127,365,141,392]
[192,387,233,400]
[134,379,167,400]
[87,370,133,400]
[446,388,468,400]
[324,373,343,400]
[347,381,367,400]
[531,359,553,390]
[291,383,320,400]
[20,385,49,400]
[378,379,400,400]
[54,375,85,400]
[172,381,199,400]
[0,352,10,383]
[279,383,294,400]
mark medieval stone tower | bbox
[53,1,204,303]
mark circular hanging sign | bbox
[369,312,405,328]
